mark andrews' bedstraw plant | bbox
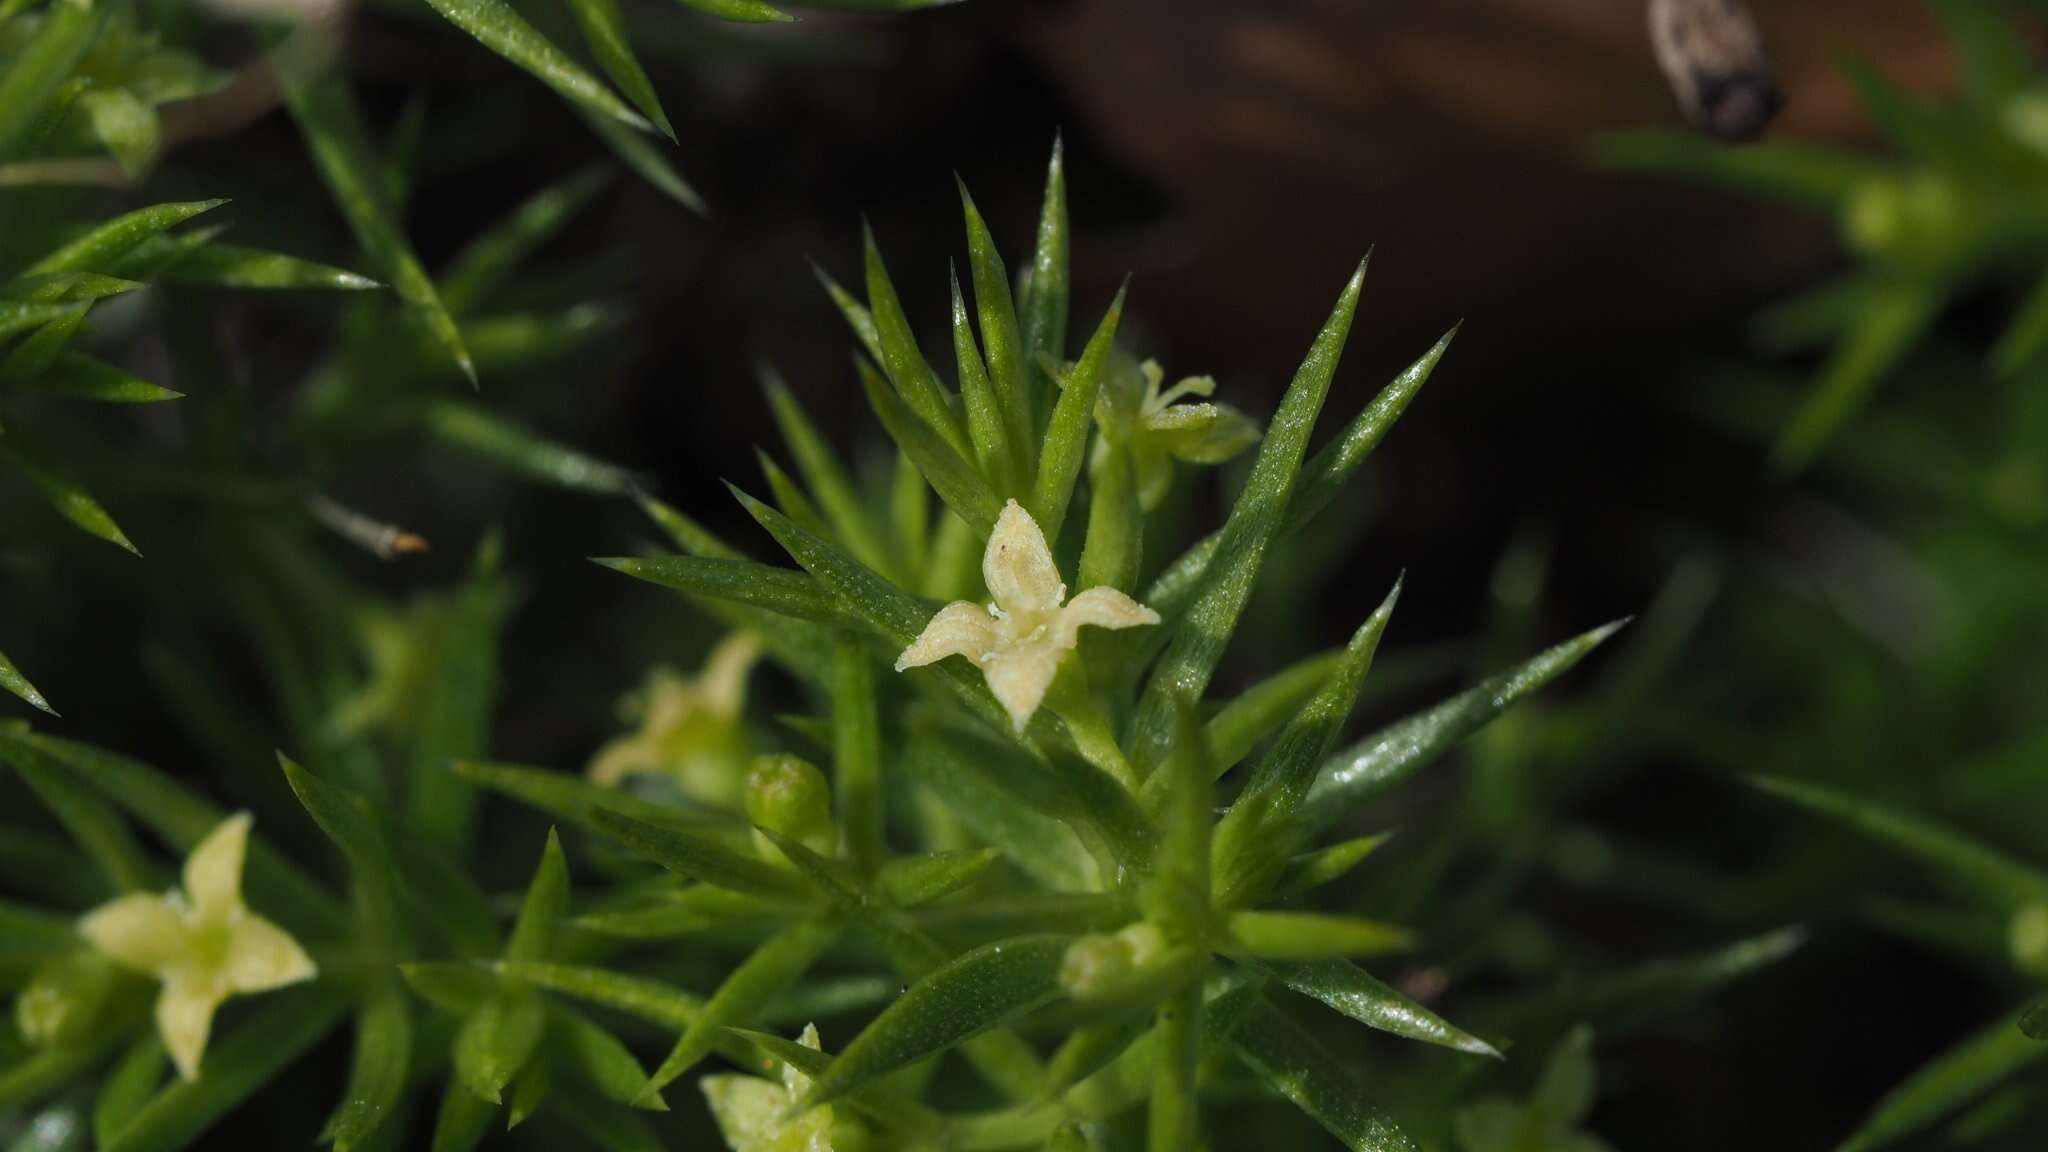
[1598,0,2048,473]
[588,139,1632,1151]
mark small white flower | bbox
[896,500,1159,733]
[77,813,316,1080]
[702,1023,855,1152]
[589,632,762,803]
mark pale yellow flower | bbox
[589,632,761,805]
[77,813,316,1080]
[895,500,1159,733]
[702,1023,865,1152]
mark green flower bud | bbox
[16,950,122,1048]
[1059,922,1171,1004]
[746,754,836,861]
[1844,172,1963,266]
[2011,904,2048,976]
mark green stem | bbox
[1149,982,1203,1151]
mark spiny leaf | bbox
[1750,776,2048,911]
[583,109,704,214]
[419,0,650,130]
[798,935,1072,1111]
[0,0,105,159]
[863,224,970,457]
[440,167,611,315]
[1198,649,1342,781]
[323,980,412,1152]
[0,647,56,716]
[1026,285,1124,542]
[595,554,853,625]
[27,201,226,276]
[15,352,182,403]
[1290,325,1456,526]
[100,985,352,1152]
[1231,997,1417,1152]
[957,180,1033,475]
[589,807,809,898]
[426,402,639,491]
[275,62,472,382]
[0,439,139,555]
[505,829,570,963]
[1130,261,1367,772]
[563,0,674,140]
[1281,960,1499,1058]
[1019,136,1069,424]
[952,265,1019,490]
[1300,619,1629,833]
[1837,1006,2048,1152]
[153,244,382,291]
[639,917,842,1100]
[858,357,1002,532]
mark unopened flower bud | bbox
[746,754,836,861]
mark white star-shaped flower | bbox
[77,813,317,1080]
[702,1023,852,1152]
[895,500,1160,733]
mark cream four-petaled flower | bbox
[895,500,1160,732]
[77,812,317,1080]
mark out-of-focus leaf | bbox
[77,87,156,177]
[425,402,638,492]
[279,753,401,948]
[548,1006,666,1110]
[1271,834,1393,899]
[99,985,351,1152]
[0,305,88,383]
[506,1048,550,1129]
[797,935,1071,1110]
[1224,911,1412,961]
[0,274,138,305]
[429,1081,496,1152]
[505,829,570,963]
[765,375,896,573]
[0,648,57,716]
[1232,997,1416,1152]
[0,439,139,555]
[92,1035,164,1150]
[0,0,105,159]
[26,202,225,276]
[453,990,545,1104]
[322,980,412,1152]
[1281,960,1499,1058]
[418,0,649,130]
[1751,776,2048,911]
[562,0,672,139]
[493,962,699,1031]
[154,244,381,291]
[14,353,181,403]
[1837,1007,2048,1152]
[2,738,154,893]
[439,167,610,314]
[0,303,77,340]
[1774,278,1942,473]
[1593,129,1883,206]
[274,62,472,382]
[400,963,503,1015]
[1300,620,1628,833]
[675,0,794,20]
[589,808,807,898]
[1130,262,1366,773]
[595,554,852,625]
[639,917,842,1100]
[582,109,703,214]
[1026,287,1123,542]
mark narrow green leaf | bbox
[1592,129,1882,207]
[275,62,472,382]
[859,357,1002,532]
[1231,997,1416,1152]
[1301,619,1629,833]
[563,0,674,139]
[729,484,932,644]
[454,991,546,1104]
[100,985,351,1152]
[453,759,724,833]
[1148,696,1212,937]
[952,265,1019,490]
[324,980,412,1151]
[0,440,139,555]
[1150,979,1203,1152]
[440,167,610,315]
[899,738,1099,892]
[1281,960,1499,1058]
[92,1034,165,1150]
[0,302,76,340]
[1775,278,1942,473]
[1199,649,1342,781]
[1214,579,1400,901]
[0,273,140,305]
[546,1007,666,1112]
[402,962,502,1015]
[758,447,829,535]
[426,402,638,492]
[154,244,381,291]
[27,201,226,277]
[877,848,997,907]
[15,353,182,403]
[0,0,105,160]
[418,0,650,129]
[589,808,809,898]
[1271,834,1393,899]
[766,373,897,574]
[0,648,56,716]
[798,935,1071,1111]
[640,917,842,1100]
[506,1048,551,1129]
[2,739,154,893]
[835,637,885,875]
[505,829,570,963]
[957,181,1033,474]
[1991,265,2048,376]
[1130,262,1367,772]
[0,305,88,384]
[1078,439,1141,594]
[494,961,699,1031]
[863,225,971,457]
[1225,910,1412,960]
[429,1080,496,1152]
[1838,1007,2048,1152]
[816,263,884,363]
[1026,285,1124,542]
[1290,325,1455,527]
[1751,776,2048,910]
[596,554,850,624]
[279,752,402,949]
[1019,136,1069,428]
[676,0,796,20]
[583,109,704,214]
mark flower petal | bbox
[157,976,227,1080]
[981,641,1065,733]
[224,913,317,993]
[895,601,1001,672]
[702,1073,787,1150]
[983,500,1065,618]
[183,811,252,917]
[699,631,762,718]
[1053,587,1162,649]
[78,893,189,972]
